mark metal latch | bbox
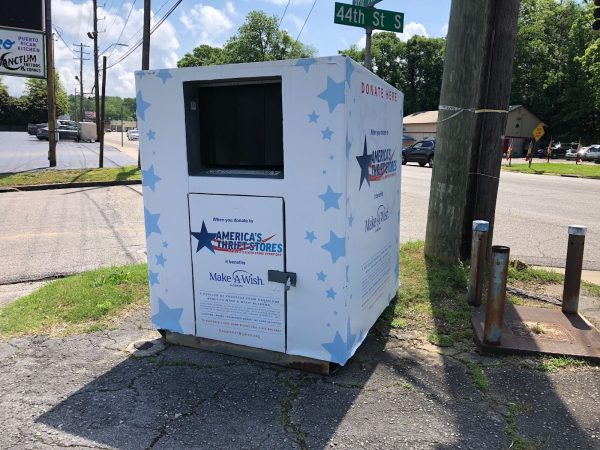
[268,270,297,291]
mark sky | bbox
[3,0,451,99]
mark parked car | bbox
[402,139,435,167]
[585,145,600,162]
[36,121,80,141]
[402,134,416,148]
[565,147,580,160]
[27,122,46,135]
[535,142,570,159]
[127,129,139,140]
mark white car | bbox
[127,129,139,140]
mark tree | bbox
[21,73,69,123]
[177,11,316,68]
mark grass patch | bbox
[505,403,541,450]
[381,241,471,345]
[507,265,563,284]
[540,356,588,372]
[503,162,600,179]
[0,264,148,338]
[0,166,140,187]
[463,360,490,392]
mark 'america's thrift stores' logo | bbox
[192,221,283,256]
[356,136,397,190]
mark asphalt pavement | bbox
[0,307,598,449]
[0,131,136,173]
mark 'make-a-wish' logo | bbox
[191,220,283,256]
[209,270,264,287]
[365,205,390,233]
[356,136,397,190]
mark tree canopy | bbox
[178,10,315,68]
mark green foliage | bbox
[177,10,315,68]
[340,33,445,115]
[20,72,70,123]
[0,166,140,188]
[503,163,600,179]
[511,0,600,142]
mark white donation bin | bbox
[136,56,403,370]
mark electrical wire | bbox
[278,0,292,28]
[118,0,174,48]
[105,0,183,69]
[53,26,77,57]
[105,0,138,59]
[296,0,318,42]
[103,0,125,35]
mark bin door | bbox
[188,194,286,353]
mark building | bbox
[403,105,544,156]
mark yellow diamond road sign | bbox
[532,123,545,141]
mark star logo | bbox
[321,317,357,365]
[295,58,317,73]
[136,90,151,121]
[321,231,346,264]
[191,221,217,253]
[142,165,161,192]
[318,185,343,211]
[305,231,317,243]
[144,208,161,238]
[317,271,327,282]
[156,69,173,84]
[326,288,337,299]
[152,298,183,333]
[308,111,319,123]
[321,127,334,140]
[356,136,372,190]
[318,76,345,113]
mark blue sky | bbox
[4,0,451,98]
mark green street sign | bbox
[334,2,404,33]
[352,0,382,6]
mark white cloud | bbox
[441,23,449,37]
[260,0,313,5]
[285,13,305,31]
[179,3,234,47]
[356,22,429,48]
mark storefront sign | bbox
[0,26,46,78]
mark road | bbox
[0,131,136,173]
[401,164,600,270]
[0,165,598,285]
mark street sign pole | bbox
[352,0,382,71]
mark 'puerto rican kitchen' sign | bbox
[0,26,46,79]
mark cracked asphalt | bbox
[1,307,599,449]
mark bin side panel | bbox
[135,70,196,335]
[283,58,350,364]
[345,59,404,362]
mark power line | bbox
[119,0,174,48]
[296,0,318,42]
[278,0,292,28]
[54,27,76,56]
[105,0,138,59]
[106,0,183,69]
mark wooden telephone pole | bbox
[424,0,488,263]
[45,0,57,167]
[461,0,520,261]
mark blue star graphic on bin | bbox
[136,90,151,121]
[295,58,317,73]
[135,70,145,79]
[142,165,161,192]
[152,298,183,333]
[305,231,317,243]
[191,221,217,253]
[348,214,354,227]
[156,253,167,267]
[162,241,169,248]
[326,288,337,299]
[356,137,372,190]
[318,185,342,211]
[144,208,161,238]
[321,127,334,140]
[321,317,357,365]
[318,76,345,113]
[149,270,160,286]
[147,129,156,141]
[321,231,346,264]
[308,111,319,123]
[317,271,327,282]
[156,69,173,84]
[345,57,355,87]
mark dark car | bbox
[402,139,435,167]
[27,123,46,135]
[37,121,80,141]
[535,142,570,159]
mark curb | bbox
[0,179,141,193]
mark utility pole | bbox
[45,0,57,167]
[73,43,90,123]
[460,0,520,261]
[140,0,151,169]
[424,0,488,263]
[121,102,124,147]
[91,0,100,141]
[99,56,107,168]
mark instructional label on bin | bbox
[189,194,285,352]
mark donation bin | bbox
[136,56,403,372]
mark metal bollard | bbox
[483,246,510,346]
[562,225,586,314]
[467,220,489,306]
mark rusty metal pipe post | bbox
[467,220,489,306]
[562,225,586,314]
[483,246,510,346]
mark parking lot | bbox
[0,132,137,173]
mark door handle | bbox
[268,270,297,291]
